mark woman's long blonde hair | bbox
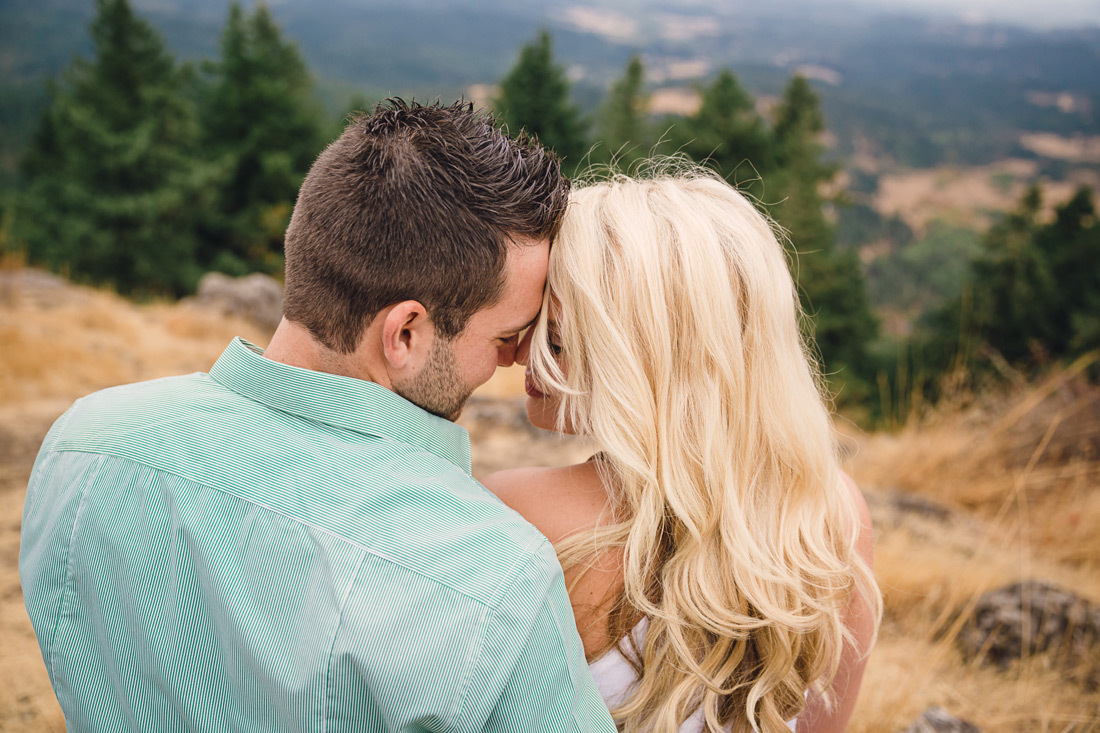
[527,163,881,732]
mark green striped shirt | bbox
[20,338,615,732]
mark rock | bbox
[957,580,1100,687]
[190,272,283,331]
[457,395,593,477]
[0,268,79,307]
[864,490,962,538]
[902,706,982,732]
[460,396,544,436]
[885,491,954,521]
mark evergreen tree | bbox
[1039,186,1100,355]
[767,75,877,392]
[673,69,772,191]
[967,185,1055,364]
[199,1,322,275]
[496,30,586,167]
[595,55,649,167]
[773,75,828,169]
[13,0,210,295]
[925,184,1100,377]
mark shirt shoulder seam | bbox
[489,532,554,607]
[24,408,75,508]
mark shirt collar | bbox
[208,338,472,474]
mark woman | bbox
[484,165,881,732]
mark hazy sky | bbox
[849,0,1100,28]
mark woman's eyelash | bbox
[548,340,563,356]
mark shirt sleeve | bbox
[22,404,77,506]
[455,538,616,733]
[19,405,82,676]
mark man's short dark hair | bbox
[283,98,569,353]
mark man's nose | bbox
[514,329,533,367]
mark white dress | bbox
[588,618,798,732]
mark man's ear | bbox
[380,301,435,372]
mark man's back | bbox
[21,339,611,732]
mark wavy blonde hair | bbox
[527,163,881,732]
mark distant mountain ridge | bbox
[1,0,1098,189]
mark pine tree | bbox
[1039,186,1100,355]
[930,184,1100,374]
[198,1,322,275]
[767,75,877,395]
[674,69,772,191]
[595,55,649,167]
[966,185,1055,365]
[773,75,827,168]
[496,30,587,167]
[13,0,210,295]
[917,185,1043,383]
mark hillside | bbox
[2,269,1098,731]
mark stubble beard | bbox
[395,337,473,422]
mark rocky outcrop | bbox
[902,707,982,733]
[957,580,1100,688]
[461,396,543,435]
[868,491,955,523]
[456,396,593,477]
[0,268,80,307]
[188,272,283,331]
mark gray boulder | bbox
[190,272,283,331]
[957,580,1100,688]
[461,396,542,435]
[902,707,982,733]
[0,268,77,307]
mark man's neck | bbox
[264,318,389,388]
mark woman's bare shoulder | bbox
[482,461,608,545]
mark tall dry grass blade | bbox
[930,415,1061,643]
[993,352,1097,436]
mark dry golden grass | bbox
[872,161,1100,236]
[846,358,1100,732]
[853,357,1100,566]
[2,269,1098,731]
[0,275,271,404]
[1019,133,1100,165]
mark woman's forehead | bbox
[543,294,563,322]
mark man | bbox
[21,100,615,732]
